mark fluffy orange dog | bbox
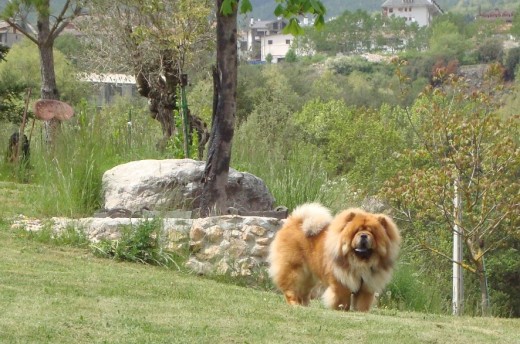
[268,203,401,311]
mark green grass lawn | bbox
[1,181,519,343]
[1,225,519,344]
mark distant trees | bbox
[84,0,213,151]
[304,10,421,55]
[1,0,84,143]
[510,5,520,39]
[0,45,25,124]
[504,47,520,81]
[0,40,88,108]
[476,38,504,63]
[382,69,520,316]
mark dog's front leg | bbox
[322,280,351,311]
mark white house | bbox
[381,0,443,27]
[80,73,137,108]
[260,34,294,63]
[0,20,24,47]
[244,18,288,61]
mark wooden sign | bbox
[33,99,74,121]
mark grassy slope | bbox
[1,225,519,343]
[1,182,519,343]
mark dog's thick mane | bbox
[291,203,333,236]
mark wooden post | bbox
[452,177,464,315]
[180,73,190,158]
[15,88,32,164]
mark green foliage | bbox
[476,37,503,63]
[326,55,376,75]
[487,246,520,317]
[379,260,450,314]
[512,5,520,39]
[504,47,520,81]
[0,39,91,106]
[266,53,273,64]
[292,100,408,193]
[284,48,297,62]
[381,71,520,316]
[428,20,472,62]
[91,218,181,268]
[233,122,336,210]
[15,223,90,248]
[0,44,7,60]
[54,33,85,65]
[222,0,325,33]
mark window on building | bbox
[268,40,273,45]
[389,8,393,13]
[286,39,290,44]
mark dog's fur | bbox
[268,203,401,311]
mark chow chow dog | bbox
[268,203,401,311]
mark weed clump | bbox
[91,218,182,269]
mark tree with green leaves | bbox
[83,0,213,151]
[382,67,520,316]
[1,0,84,143]
[428,20,471,62]
[0,44,25,123]
[199,0,326,216]
[510,5,520,40]
[0,39,89,123]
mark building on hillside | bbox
[246,18,288,61]
[260,34,294,63]
[0,15,84,48]
[0,20,24,47]
[80,73,137,108]
[241,17,315,63]
[477,8,514,23]
[381,0,443,27]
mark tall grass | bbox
[1,97,165,217]
[233,123,361,211]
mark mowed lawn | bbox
[1,226,519,344]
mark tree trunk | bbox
[477,265,490,316]
[466,238,491,316]
[134,51,179,152]
[199,1,238,217]
[37,1,61,145]
[149,96,176,151]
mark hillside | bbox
[1,0,517,22]
[248,0,519,19]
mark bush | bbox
[504,47,520,81]
[285,49,297,63]
[91,218,182,268]
[476,38,503,63]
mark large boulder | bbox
[102,159,275,214]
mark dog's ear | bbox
[344,211,356,223]
[340,208,364,223]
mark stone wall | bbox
[11,215,283,277]
[187,216,281,276]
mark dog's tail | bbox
[290,203,333,236]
